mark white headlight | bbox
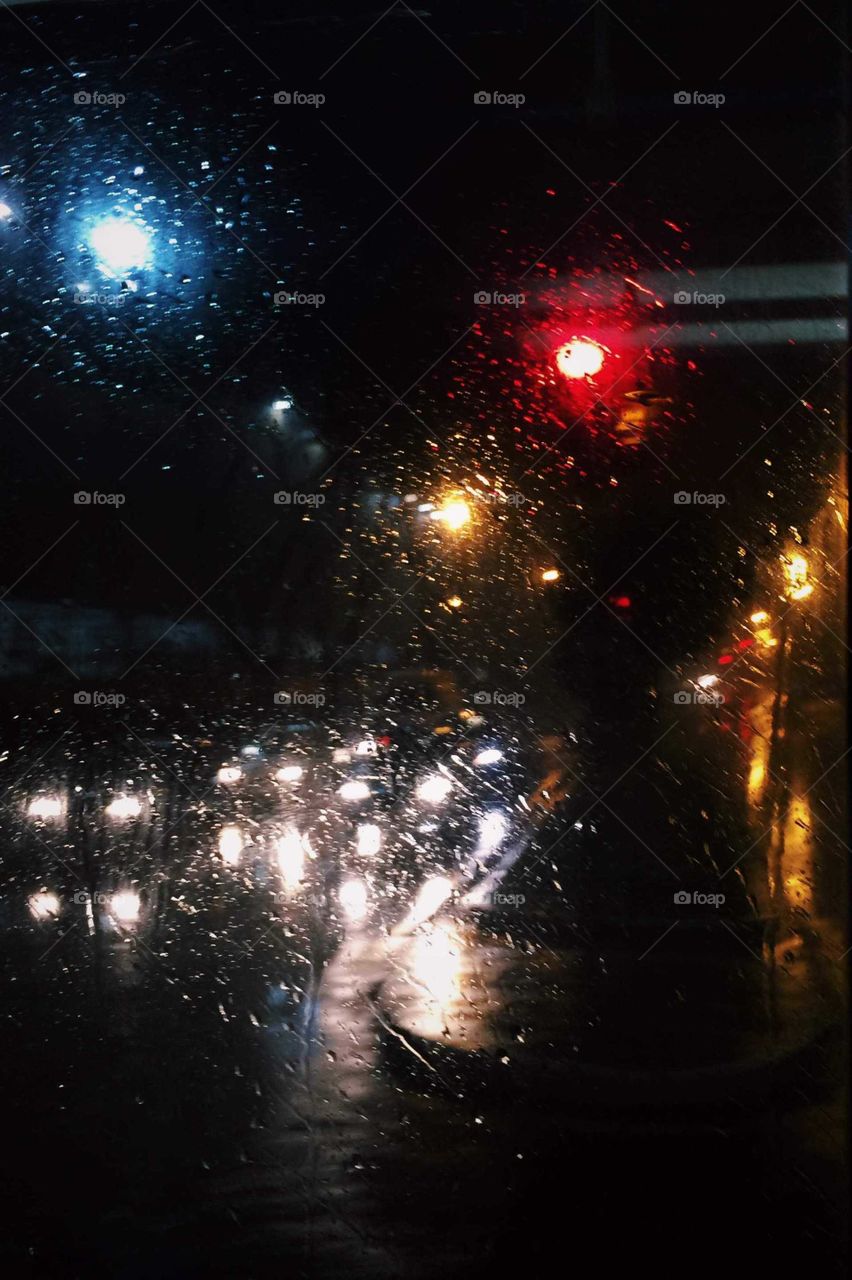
[277,829,307,889]
[216,765,243,785]
[473,748,503,766]
[28,891,60,920]
[356,823,382,857]
[275,765,304,783]
[105,795,142,820]
[110,891,141,924]
[339,780,371,802]
[477,810,507,854]
[412,875,454,924]
[416,774,453,804]
[27,795,63,820]
[218,825,244,866]
[339,877,369,922]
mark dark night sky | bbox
[0,0,846,654]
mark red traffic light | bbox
[555,338,606,380]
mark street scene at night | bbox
[0,2,848,1276]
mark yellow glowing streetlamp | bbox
[748,609,777,649]
[432,499,471,532]
[781,552,813,602]
[541,567,561,583]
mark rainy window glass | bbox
[0,2,848,1275]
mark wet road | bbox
[0,568,846,1277]
[1,2,849,1276]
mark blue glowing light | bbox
[89,218,151,272]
